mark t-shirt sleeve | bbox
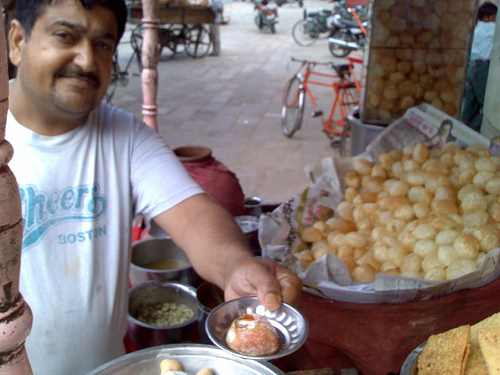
[129,120,204,220]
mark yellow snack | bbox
[160,359,184,373]
[417,325,470,375]
[477,327,500,375]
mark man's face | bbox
[10,0,118,119]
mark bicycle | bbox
[105,24,143,103]
[281,56,362,141]
[291,8,333,47]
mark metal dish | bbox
[87,343,286,374]
[400,342,427,375]
[205,297,308,361]
[130,237,201,288]
[127,281,200,349]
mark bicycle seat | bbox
[332,63,351,77]
[320,9,333,15]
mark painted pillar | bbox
[0,15,34,375]
[141,0,159,131]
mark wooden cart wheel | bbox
[159,24,181,61]
[184,24,212,58]
[130,24,168,68]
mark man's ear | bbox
[8,20,26,68]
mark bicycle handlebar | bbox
[290,57,353,74]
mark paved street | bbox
[112,0,356,204]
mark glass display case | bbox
[360,0,479,124]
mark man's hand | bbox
[155,193,302,310]
[223,257,302,310]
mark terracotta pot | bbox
[174,146,245,217]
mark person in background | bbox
[256,0,269,28]
[209,0,224,56]
[460,1,498,132]
[5,0,302,374]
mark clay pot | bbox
[173,146,245,217]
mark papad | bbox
[418,325,470,375]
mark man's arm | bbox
[153,193,302,309]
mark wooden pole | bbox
[140,0,160,131]
[0,15,33,375]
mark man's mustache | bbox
[57,68,100,88]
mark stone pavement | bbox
[112,0,358,204]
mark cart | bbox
[127,2,215,63]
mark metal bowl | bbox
[400,342,426,375]
[130,237,201,287]
[127,281,201,349]
[88,344,286,374]
[205,297,308,361]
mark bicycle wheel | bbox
[104,57,119,104]
[185,25,212,58]
[292,19,320,47]
[270,22,276,34]
[254,14,262,28]
[281,76,305,138]
[130,25,144,69]
[329,29,356,58]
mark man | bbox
[460,1,497,132]
[5,1,302,374]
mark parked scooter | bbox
[328,6,368,58]
[254,0,279,34]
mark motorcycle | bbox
[328,6,368,58]
[254,1,279,34]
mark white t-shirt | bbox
[5,103,203,375]
[470,21,496,61]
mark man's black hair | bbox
[478,1,498,21]
[14,0,128,44]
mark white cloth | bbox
[5,103,203,375]
[470,20,496,61]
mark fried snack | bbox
[477,327,500,375]
[225,313,279,356]
[465,313,500,375]
[160,359,184,373]
[417,325,471,375]
[296,142,500,283]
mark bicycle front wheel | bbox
[185,25,212,58]
[130,25,144,69]
[104,56,119,104]
[292,19,320,47]
[281,76,305,138]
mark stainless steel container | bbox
[88,344,287,374]
[341,108,386,156]
[244,196,263,217]
[130,237,201,287]
[234,215,260,255]
[127,281,201,349]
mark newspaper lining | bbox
[260,105,497,304]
